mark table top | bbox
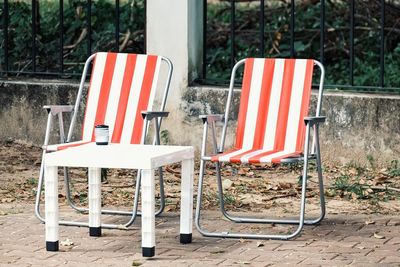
[45,143,194,169]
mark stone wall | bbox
[0,79,399,166]
[0,79,82,145]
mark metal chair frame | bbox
[195,59,326,240]
[35,53,173,229]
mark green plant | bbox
[224,193,236,206]
[1,0,399,93]
[26,177,38,185]
[204,0,400,92]
[366,154,376,170]
[0,0,145,74]
[332,175,367,199]
[79,192,87,203]
[388,159,400,177]
[160,129,170,144]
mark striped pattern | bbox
[48,52,162,151]
[212,58,314,164]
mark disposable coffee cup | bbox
[95,125,109,145]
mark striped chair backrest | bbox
[81,52,162,144]
[235,58,314,153]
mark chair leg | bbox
[35,113,53,223]
[195,158,310,240]
[34,151,46,223]
[311,126,326,224]
[63,167,165,216]
[65,169,142,228]
[214,160,324,226]
[194,158,207,235]
[215,162,229,217]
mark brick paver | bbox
[0,204,399,266]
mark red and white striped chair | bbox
[195,58,326,240]
[35,52,173,228]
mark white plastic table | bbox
[44,143,194,257]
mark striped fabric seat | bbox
[211,58,314,164]
[47,52,162,151]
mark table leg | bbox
[180,158,194,244]
[141,169,155,257]
[89,167,102,237]
[45,165,59,251]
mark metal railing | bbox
[201,0,400,93]
[0,0,146,77]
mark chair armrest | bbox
[141,111,169,120]
[304,116,326,126]
[43,105,74,116]
[199,114,224,124]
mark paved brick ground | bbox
[0,204,399,266]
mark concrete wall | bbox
[0,79,82,145]
[0,79,399,166]
[182,87,400,166]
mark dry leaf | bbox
[222,179,233,190]
[325,189,335,197]
[256,241,264,247]
[373,232,385,239]
[349,168,357,175]
[164,205,175,212]
[245,171,255,177]
[235,261,250,265]
[210,250,225,254]
[222,170,232,176]
[60,239,74,246]
[205,169,215,175]
[165,166,180,174]
[278,182,292,190]
[376,173,390,182]
[240,194,264,205]
[1,198,13,203]
[365,220,375,225]
[238,168,250,175]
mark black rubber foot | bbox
[142,247,155,257]
[46,241,59,251]
[96,142,108,145]
[89,227,102,237]
[180,233,192,244]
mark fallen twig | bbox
[264,192,298,201]
[370,186,400,193]
[102,184,134,188]
[64,28,87,50]
[327,185,400,193]
[119,29,131,51]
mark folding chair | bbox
[35,52,173,229]
[195,58,326,239]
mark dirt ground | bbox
[0,139,399,217]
